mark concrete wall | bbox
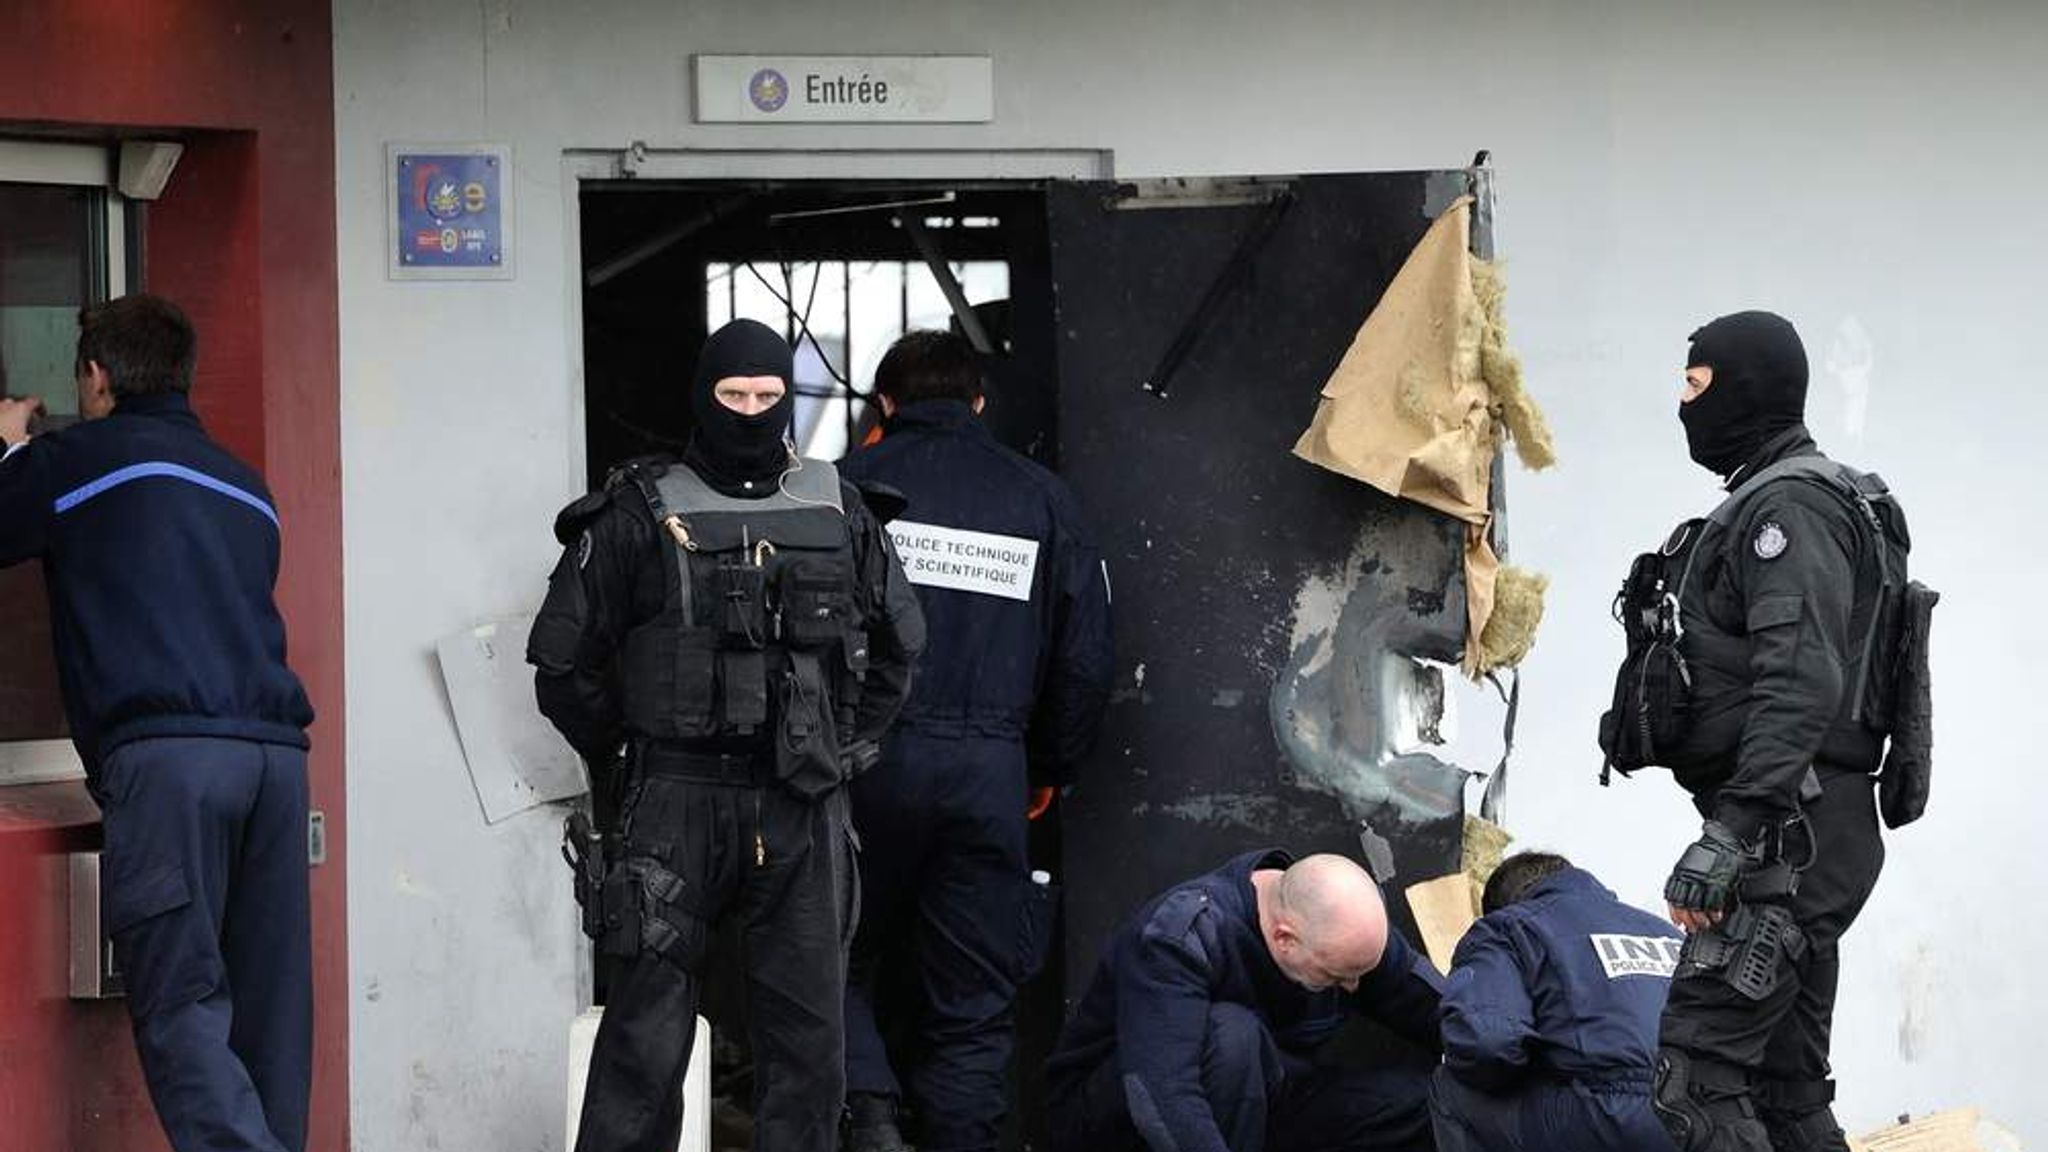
[334,2,2047,1147]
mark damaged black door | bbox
[1047,170,1497,991]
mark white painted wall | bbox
[334,2,2048,1147]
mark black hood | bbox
[1679,311,1808,478]
[687,319,795,486]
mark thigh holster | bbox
[1676,902,1807,1002]
[598,855,704,971]
[1653,1049,1772,1152]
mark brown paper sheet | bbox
[1405,871,1478,974]
[1291,197,1503,672]
[1855,1108,1990,1152]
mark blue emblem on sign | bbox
[749,68,789,113]
[425,177,464,222]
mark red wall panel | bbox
[0,3,347,1150]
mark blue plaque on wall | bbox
[387,144,514,280]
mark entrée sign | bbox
[693,56,994,124]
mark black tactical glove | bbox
[1663,820,1754,915]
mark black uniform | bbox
[529,320,925,1152]
[838,398,1113,1152]
[1600,313,1920,1152]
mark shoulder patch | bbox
[1753,520,1788,561]
[552,490,611,545]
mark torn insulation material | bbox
[1473,258,1557,471]
[1477,565,1549,673]
[1462,814,1513,915]
[1292,197,1556,677]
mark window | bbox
[0,141,129,782]
[706,258,1010,460]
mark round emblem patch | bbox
[748,68,790,113]
[1753,521,1788,561]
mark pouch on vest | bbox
[719,650,768,731]
[619,624,720,738]
[774,650,843,799]
[1878,580,1939,829]
[1599,530,1697,781]
[718,557,768,648]
[777,556,851,649]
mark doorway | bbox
[575,158,1502,1151]
[578,173,1071,1149]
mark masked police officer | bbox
[1599,311,1929,1152]
[0,295,316,1152]
[529,318,925,1152]
[837,330,1114,1152]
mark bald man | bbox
[1045,850,1443,1152]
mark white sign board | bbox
[889,520,1039,602]
[436,615,587,824]
[694,55,993,123]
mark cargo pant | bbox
[97,736,312,1152]
[1658,768,1885,1152]
[843,732,1053,1152]
[573,770,858,1152]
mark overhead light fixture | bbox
[117,140,184,201]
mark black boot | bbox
[844,1092,914,1152]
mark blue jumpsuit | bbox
[0,393,315,1152]
[1431,867,1682,1152]
[839,399,1114,1151]
[1045,849,1443,1152]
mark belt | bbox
[1564,1069,1654,1092]
[635,745,773,786]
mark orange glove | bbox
[1026,787,1056,821]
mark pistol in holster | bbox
[1677,901,1807,1001]
[561,809,613,942]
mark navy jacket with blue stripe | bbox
[0,392,312,771]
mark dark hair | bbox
[874,329,983,406]
[76,294,197,398]
[1481,852,1572,916]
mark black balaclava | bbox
[686,319,796,487]
[1679,310,1809,478]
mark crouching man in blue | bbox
[0,295,316,1152]
[1431,852,1682,1152]
[1045,851,1443,1152]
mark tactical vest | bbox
[615,457,868,797]
[1599,457,1938,827]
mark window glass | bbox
[0,180,102,747]
[704,258,1010,459]
[0,182,95,421]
